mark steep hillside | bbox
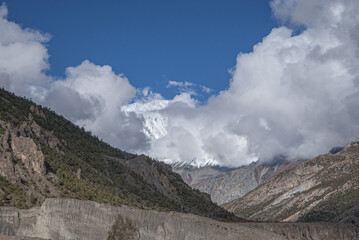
[0,88,234,220]
[174,157,305,204]
[223,142,359,224]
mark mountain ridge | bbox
[0,87,234,220]
[222,141,359,225]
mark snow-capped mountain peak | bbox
[121,99,169,140]
[121,96,223,168]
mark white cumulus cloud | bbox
[130,0,359,165]
[0,2,50,99]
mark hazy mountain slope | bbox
[223,142,359,224]
[0,88,234,220]
[173,157,305,204]
[172,164,235,186]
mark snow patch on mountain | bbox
[122,99,169,140]
[163,157,219,169]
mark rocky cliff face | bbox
[0,198,357,240]
[174,157,305,204]
[0,120,46,182]
[0,118,60,208]
[0,198,281,240]
[223,142,359,224]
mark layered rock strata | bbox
[0,198,358,240]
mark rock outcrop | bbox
[0,120,46,182]
[0,198,358,240]
[0,118,61,209]
[11,135,45,176]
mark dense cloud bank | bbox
[1,0,359,167]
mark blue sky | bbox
[2,0,358,166]
[6,0,276,101]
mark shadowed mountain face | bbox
[223,142,359,226]
[173,157,306,204]
[0,88,234,220]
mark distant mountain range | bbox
[172,156,306,204]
